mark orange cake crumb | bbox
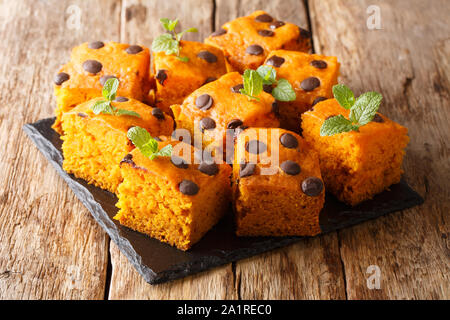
[114,142,232,251]
[301,98,409,206]
[205,10,311,73]
[232,128,324,237]
[152,40,228,114]
[61,97,173,193]
[171,72,279,153]
[53,41,152,133]
[262,50,340,132]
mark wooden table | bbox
[0,0,448,300]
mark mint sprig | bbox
[127,126,173,160]
[152,18,198,62]
[240,69,263,100]
[91,78,140,118]
[240,66,296,102]
[320,84,383,136]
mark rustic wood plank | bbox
[214,0,310,31]
[120,0,214,45]
[108,0,238,299]
[215,0,347,300]
[310,0,450,299]
[236,235,346,299]
[0,0,122,299]
[108,242,237,299]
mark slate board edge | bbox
[23,121,159,284]
[23,120,303,284]
[22,118,425,285]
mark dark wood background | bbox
[0,0,448,299]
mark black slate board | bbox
[23,118,424,284]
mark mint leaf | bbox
[272,79,296,101]
[256,65,276,85]
[127,126,172,160]
[176,56,189,62]
[152,34,177,53]
[102,78,119,101]
[160,18,178,32]
[176,27,198,41]
[152,18,197,62]
[332,84,355,109]
[154,144,173,158]
[321,85,383,136]
[116,109,141,118]
[128,126,158,158]
[320,115,359,136]
[128,126,152,150]
[241,69,263,100]
[91,100,113,115]
[349,91,382,125]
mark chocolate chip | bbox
[272,101,279,115]
[246,140,267,154]
[82,60,102,74]
[258,29,274,37]
[301,177,324,197]
[179,180,199,195]
[255,14,273,23]
[197,51,217,63]
[171,156,188,169]
[280,160,301,175]
[195,94,213,110]
[54,72,70,85]
[114,96,129,102]
[152,107,165,120]
[227,119,243,129]
[88,41,104,49]
[312,97,327,106]
[198,162,218,176]
[234,125,248,137]
[240,162,256,178]
[269,21,285,29]
[120,154,135,166]
[266,55,285,68]
[156,69,167,85]
[200,117,216,131]
[100,75,117,86]
[299,28,311,38]
[372,114,384,123]
[246,44,264,56]
[301,77,320,91]
[77,112,87,118]
[125,45,143,54]
[263,84,273,93]
[203,77,217,85]
[231,84,244,93]
[310,60,328,69]
[280,133,298,149]
[211,28,227,37]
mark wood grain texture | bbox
[236,235,346,299]
[214,0,310,31]
[120,0,214,44]
[0,0,122,299]
[108,0,238,300]
[310,0,450,299]
[108,242,237,299]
